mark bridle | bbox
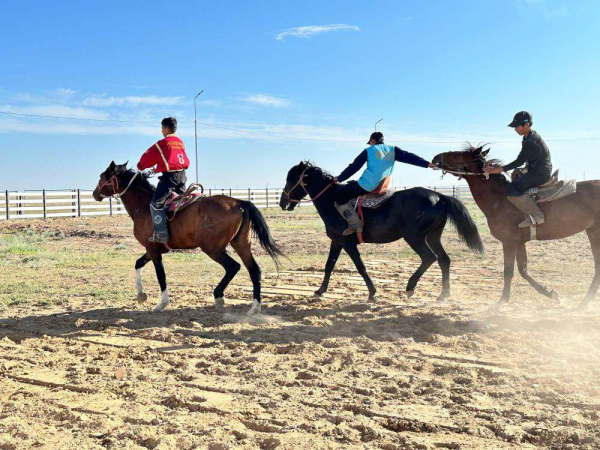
[437,153,490,180]
[96,171,140,199]
[282,168,333,207]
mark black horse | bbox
[279,161,484,301]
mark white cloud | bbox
[0,104,109,120]
[405,16,414,21]
[83,94,185,107]
[275,24,360,41]
[239,94,291,108]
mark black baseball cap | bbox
[508,111,532,127]
[368,131,384,144]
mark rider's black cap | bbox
[368,131,384,144]
[508,111,532,127]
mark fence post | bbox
[109,197,113,216]
[229,188,232,198]
[248,188,251,201]
[453,186,456,198]
[77,189,81,217]
[209,188,212,197]
[42,189,47,220]
[5,190,8,220]
[266,187,269,208]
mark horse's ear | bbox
[481,149,490,157]
[109,161,116,172]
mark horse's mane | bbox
[116,166,156,195]
[300,160,333,180]
[461,142,503,167]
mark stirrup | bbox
[149,231,169,244]
[518,215,544,228]
[342,226,363,236]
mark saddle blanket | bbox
[165,183,204,218]
[349,189,395,210]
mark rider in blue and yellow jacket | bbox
[333,132,436,235]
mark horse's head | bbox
[92,161,129,201]
[432,145,490,178]
[279,161,311,211]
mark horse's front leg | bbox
[516,243,559,304]
[135,253,151,304]
[496,242,517,307]
[344,243,377,301]
[314,241,343,298]
[151,253,170,312]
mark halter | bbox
[283,168,333,207]
[96,171,140,199]
[437,153,490,180]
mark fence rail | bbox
[0,186,473,221]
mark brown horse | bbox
[433,145,600,308]
[92,162,283,315]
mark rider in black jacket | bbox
[484,111,552,227]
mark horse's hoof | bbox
[153,303,167,312]
[313,291,323,299]
[368,295,378,302]
[406,289,415,298]
[247,299,261,316]
[550,290,560,305]
[137,292,148,304]
[214,297,225,308]
[489,299,508,312]
[576,300,590,310]
[437,293,450,302]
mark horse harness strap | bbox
[97,171,140,199]
[284,168,333,204]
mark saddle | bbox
[348,176,395,210]
[512,169,577,203]
[349,177,395,244]
[165,183,204,219]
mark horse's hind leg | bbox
[208,251,241,308]
[404,234,437,299]
[231,230,262,315]
[135,253,151,303]
[426,228,451,301]
[579,225,600,308]
[515,243,559,303]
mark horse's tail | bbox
[439,195,484,254]
[240,201,285,270]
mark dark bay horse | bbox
[279,161,484,301]
[433,145,600,308]
[93,162,283,315]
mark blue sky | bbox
[1,0,599,190]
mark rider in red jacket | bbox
[137,117,190,243]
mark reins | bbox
[97,171,140,199]
[283,168,333,205]
[437,154,490,180]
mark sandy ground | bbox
[1,210,599,449]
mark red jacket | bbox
[137,135,190,173]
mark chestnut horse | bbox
[93,162,283,315]
[433,145,600,308]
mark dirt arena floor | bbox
[1,206,599,449]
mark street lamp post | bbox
[375,118,383,131]
[194,90,204,183]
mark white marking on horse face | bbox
[154,289,170,312]
[136,268,144,295]
[247,299,261,316]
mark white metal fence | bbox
[0,186,473,221]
